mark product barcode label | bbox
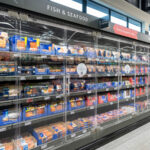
[41,144,47,149]
[36,76,42,80]
[25,121,31,126]
[71,133,76,138]
[44,96,50,100]
[0,127,6,132]
[20,76,26,80]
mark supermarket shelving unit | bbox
[0,1,150,150]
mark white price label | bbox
[44,96,50,100]
[36,76,42,80]
[71,133,76,138]
[110,102,113,105]
[87,91,92,94]
[107,74,110,76]
[70,111,75,115]
[49,76,55,79]
[82,129,87,133]
[58,56,63,59]
[56,95,62,98]
[41,144,47,149]
[14,53,20,57]
[0,127,6,132]
[25,121,31,126]
[69,57,74,60]
[88,58,92,61]
[88,74,92,77]
[106,88,109,91]
[20,76,26,80]
[126,99,129,101]
[90,106,94,109]
[96,58,99,61]
[41,55,47,58]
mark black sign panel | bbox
[0,0,150,43]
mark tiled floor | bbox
[97,122,150,150]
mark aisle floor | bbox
[97,122,150,150]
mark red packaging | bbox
[86,95,96,106]
[108,93,117,102]
[140,87,145,95]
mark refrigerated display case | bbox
[0,1,150,150]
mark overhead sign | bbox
[99,18,110,29]
[113,24,138,40]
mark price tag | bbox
[87,91,92,94]
[36,76,42,80]
[0,127,6,132]
[56,95,62,98]
[90,106,94,109]
[110,102,113,105]
[96,58,99,61]
[106,88,109,91]
[71,133,76,138]
[20,76,26,80]
[107,74,110,76]
[41,55,47,58]
[44,96,50,100]
[69,57,74,60]
[88,74,92,77]
[49,76,55,79]
[126,99,129,101]
[14,53,20,57]
[88,58,92,61]
[58,56,63,59]
[26,99,33,103]
[70,111,75,115]
[25,121,31,126]
[41,144,47,149]
[137,96,139,98]
[82,129,87,133]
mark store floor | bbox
[97,122,150,150]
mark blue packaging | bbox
[0,32,9,51]
[48,66,64,75]
[26,37,40,54]
[55,45,68,56]
[9,35,28,53]
[39,43,55,55]
[47,101,64,115]
[33,67,49,75]
[67,46,86,56]
[85,47,96,58]
[0,108,21,126]
[22,104,47,121]
[67,97,85,111]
